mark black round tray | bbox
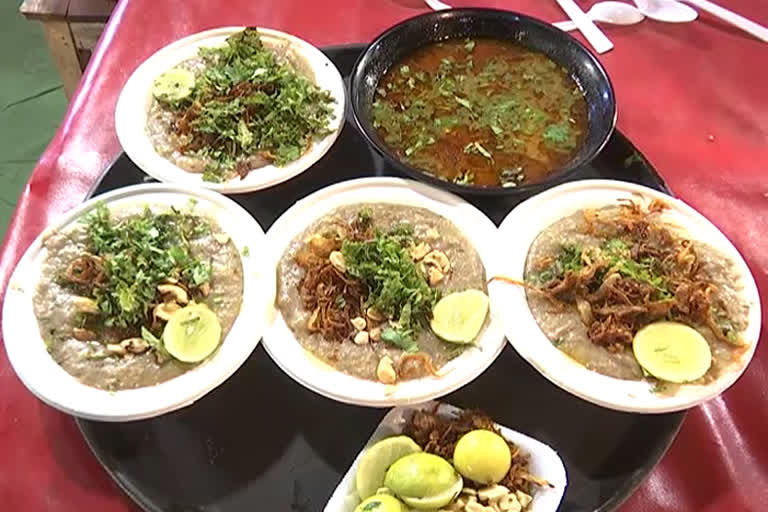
[77,44,684,512]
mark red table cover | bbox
[1,0,767,510]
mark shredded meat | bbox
[295,220,373,342]
[297,260,366,342]
[65,254,105,286]
[529,199,745,351]
[403,406,550,495]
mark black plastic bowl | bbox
[350,8,617,196]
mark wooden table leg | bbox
[40,20,82,99]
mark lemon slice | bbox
[401,476,463,510]
[633,321,712,383]
[354,494,407,512]
[163,303,222,363]
[356,436,422,500]
[430,289,489,343]
[152,68,195,103]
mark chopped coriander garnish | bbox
[83,203,212,328]
[155,28,335,182]
[381,327,418,352]
[141,327,170,360]
[341,228,439,346]
[242,246,250,257]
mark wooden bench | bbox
[19,0,115,99]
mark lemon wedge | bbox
[384,453,462,510]
[355,436,422,500]
[633,321,712,383]
[430,289,489,343]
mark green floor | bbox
[0,3,68,240]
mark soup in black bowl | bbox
[351,9,616,195]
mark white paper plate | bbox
[325,401,567,512]
[493,179,762,413]
[262,177,507,407]
[115,26,346,194]
[2,184,271,421]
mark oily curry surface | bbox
[372,38,588,188]
[276,203,488,383]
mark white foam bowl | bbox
[262,177,507,407]
[2,184,272,421]
[115,26,346,194]
[325,401,567,512]
[492,179,761,413]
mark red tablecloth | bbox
[1,0,767,510]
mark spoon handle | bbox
[554,0,614,53]
[553,20,579,32]
[424,0,452,10]
[684,0,768,42]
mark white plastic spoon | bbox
[644,0,768,42]
[633,0,699,23]
[554,2,646,32]
[424,0,451,10]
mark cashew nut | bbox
[515,491,532,509]
[120,338,149,354]
[423,250,451,273]
[350,317,367,331]
[369,326,382,342]
[428,266,445,286]
[409,242,432,261]
[72,296,99,314]
[106,343,126,356]
[376,356,397,384]
[478,485,511,503]
[198,282,211,297]
[354,331,370,345]
[154,301,181,322]
[496,494,521,512]
[157,284,189,305]
[329,251,346,273]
